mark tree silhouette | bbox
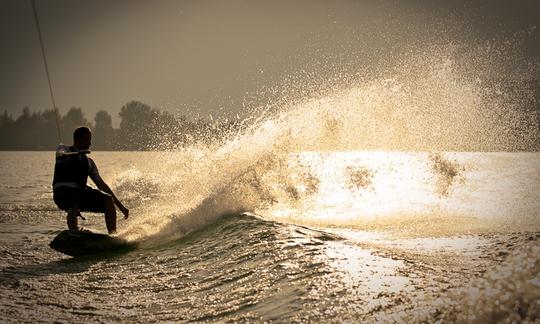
[36,109,60,149]
[0,100,243,151]
[93,110,114,150]
[118,101,158,150]
[0,110,15,149]
[15,107,34,150]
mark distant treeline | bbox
[0,101,241,151]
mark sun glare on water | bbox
[260,151,539,236]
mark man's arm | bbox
[94,179,129,219]
[88,158,129,219]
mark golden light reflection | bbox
[262,151,540,237]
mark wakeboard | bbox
[50,229,133,257]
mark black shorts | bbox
[53,187,110,213]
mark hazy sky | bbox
[1,0,539,123]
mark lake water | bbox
[1,150,539,322]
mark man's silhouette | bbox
[52,126,129,234]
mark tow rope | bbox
[31,0,63,143]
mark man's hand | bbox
[119,205,129,219]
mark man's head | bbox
[73,126,92,150]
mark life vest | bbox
[52,146,90,189]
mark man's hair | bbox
[73,126,91,141]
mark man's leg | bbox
[104,195,117,234]
[54,188,82,231]
[81,188,117,234]
[67,208,79,231]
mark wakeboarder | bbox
[52,126,129,234]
